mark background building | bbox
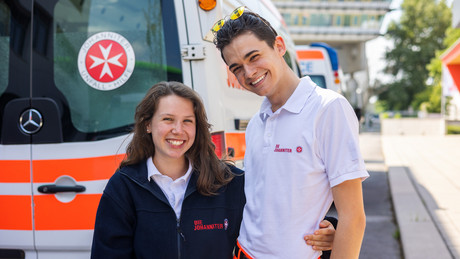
[272,0,392,119]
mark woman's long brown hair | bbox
[121,81,234,196]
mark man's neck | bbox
[268,70,301,112]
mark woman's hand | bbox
[304,219,335,251]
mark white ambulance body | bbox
[296,43,342,93]
[0,0,299,258]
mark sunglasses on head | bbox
[212,6,245,33]
[211,6,277,36]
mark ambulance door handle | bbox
[38,184,86,194]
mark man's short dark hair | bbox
[213,11,278,60]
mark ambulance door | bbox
[0,1,36,258]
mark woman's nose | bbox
[171,122,183,133]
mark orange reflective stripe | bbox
[0,160,30,182]
[34,194,101,230]
[225,132,246,160]
[296,50,324,60]
[0,195,32,230]
[237,240,254,259]
[33,154,125,182]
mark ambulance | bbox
[0,0,300,258]
[296,43,342,93]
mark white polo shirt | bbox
[147,157,193,219]
[238,77,369,259]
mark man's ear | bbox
[274,36,287,56]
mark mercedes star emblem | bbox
[19,109,43,134]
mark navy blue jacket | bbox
[91,161,245,259]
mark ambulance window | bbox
[0,1,9,96]
[53,0,181,136]
[309,75,327,89]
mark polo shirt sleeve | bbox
[316,96,369,188]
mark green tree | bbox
[378,0,451,111]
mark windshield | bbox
[0,1,9,96]
[53,0,181,137]
[308,75,327,89]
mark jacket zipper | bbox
[177,218,186,259]
[120,171,193,258]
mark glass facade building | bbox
[273,0,391,43]
[272,0,392,119]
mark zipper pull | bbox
[177,220,186,241]
[179,231,186,241]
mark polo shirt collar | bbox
[258,76,315,121]
[146,156,193,183]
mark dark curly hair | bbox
[213,11,278,63]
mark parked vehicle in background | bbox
[296,42,342,93]
[0,0,299,258]
[295,43,368,120]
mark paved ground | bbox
[359,133,402,259]
[327,131,460,258]
[327,132,402,259]
[382,134,460,259]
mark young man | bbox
[213,8,369,259]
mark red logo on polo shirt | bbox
[296,146,303,153]
[274,144,292,153]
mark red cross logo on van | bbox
[78,32,135,91]
[86,40,126,82]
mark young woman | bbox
[91,81,335,259]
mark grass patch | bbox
[447,125,460,134]
[393,228,400,240]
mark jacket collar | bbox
[119,160,197,205]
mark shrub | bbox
[380,113,390,119]
[447,125,460,134]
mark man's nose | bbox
[243,64,257,78]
